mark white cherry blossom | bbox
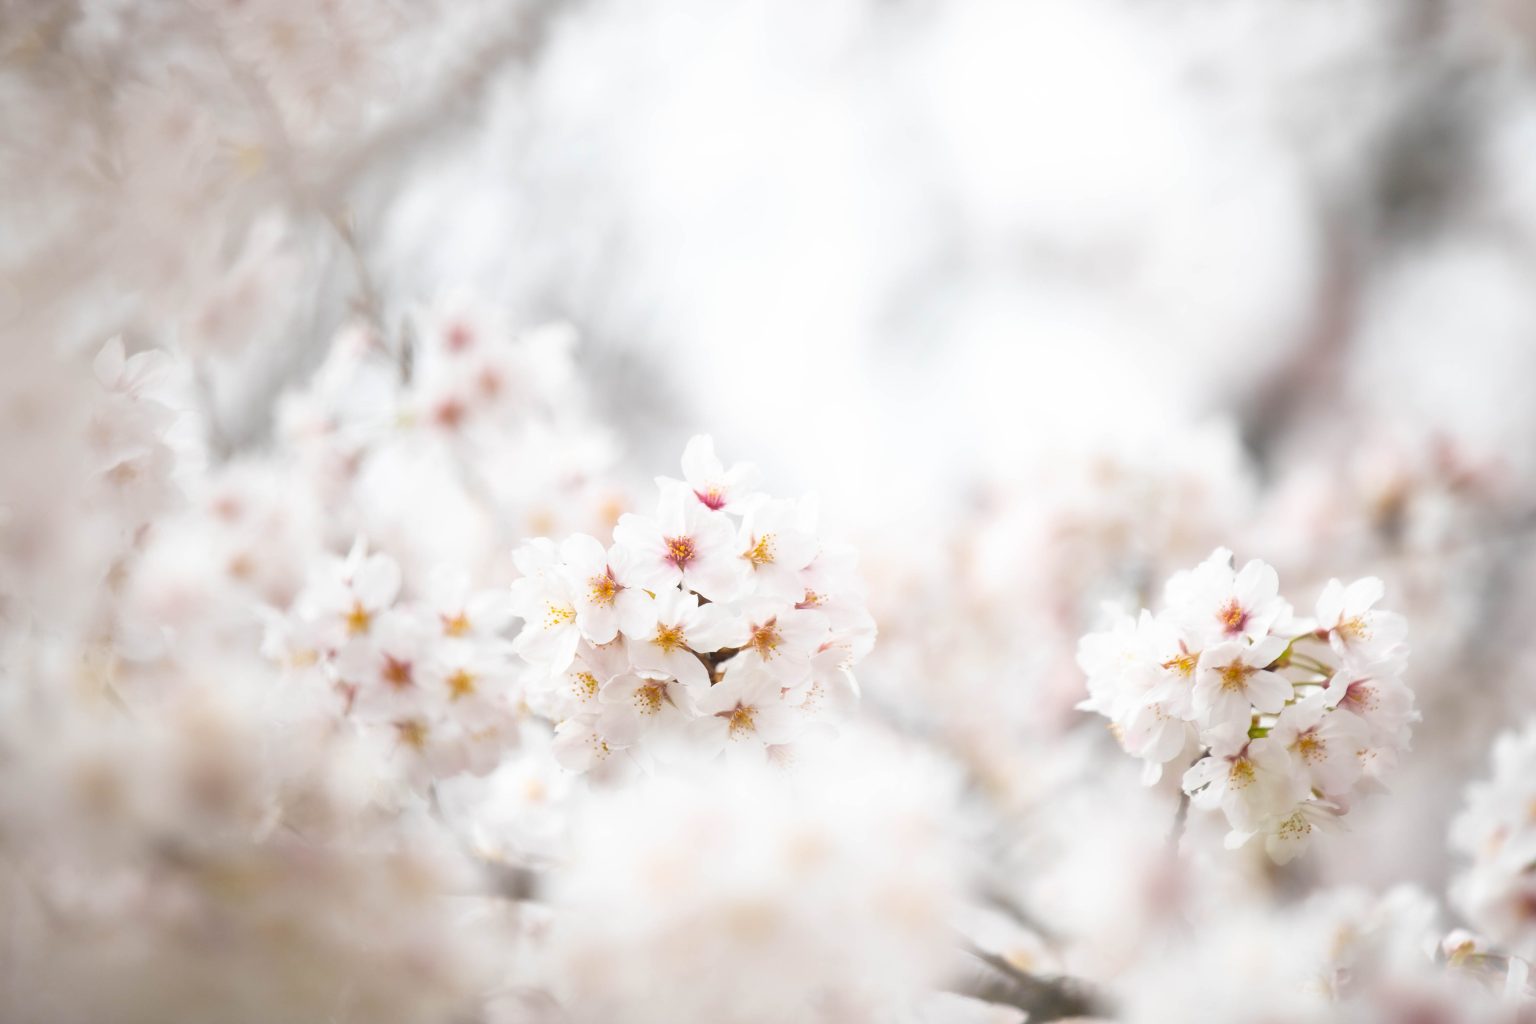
[1192,636,1290,730]
[1315,576,1408,663]
[612,483,747,601]
[556,533,650,644]
[676,433,761,513]
[620,586,745,692]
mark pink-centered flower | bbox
[612,484,747,601]
[1168,548,1291,645]
[676,433,760,513]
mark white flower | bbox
[423,566,515,640]
[539,639,632,717]
[620,586,745,692]
[552,707,640,773]
[297,538,402,647]
[1121,693,1198,783]
[1166,548,1291,645]
[1192,636,1290,731]
[1141,612,1208,720]
[613,483,748,601]
[732,596,829,685]
[336,609,432,722]
[689,662,804,760]
[736,496,820,601]
[1270,692,1368,798]
[421,636,515,724]
[1315,577,1408,663]
[1076,609,1157,722]
[599,670,698,765]
[1183,734,1303,837]
[676,433,760,513]
[1253,799,1342,865]
[509,538,581,674]
[556,533,651,644]
[795,541,876,659]
[1324,658,1417,781]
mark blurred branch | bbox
[310,0,581,207]
[958,944,1108,1023]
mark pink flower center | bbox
[382,656,414,689]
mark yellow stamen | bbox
[446,669,475,700]
[727,706,756,738]
[1228,758,1256,788]
[1293,733,1325,764]
[1219,662,1252,692]
[589,571,620,606]
[665,536,696,569]
[1161,651,1198,678]
[395,719,428,749]
[345,600,372,635]
[1337,616,1370,642]
[635,683,664,715]
[742,533,774,568]
[748,619,782,660]
[652,623,687,654]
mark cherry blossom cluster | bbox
[509,436,875,772]
[1079,548,1417,862]
[1450,720,1536,962]
[263,539,521,786]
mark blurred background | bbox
[6,0,1536,989]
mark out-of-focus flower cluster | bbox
[1079,548,1417,862]
[1114,886,1530,1024]
[264,540,521,786]
[1452,720,1536,964]
[0,662,502,1024]
[540,736,970,1024]
[509,436,875,774]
